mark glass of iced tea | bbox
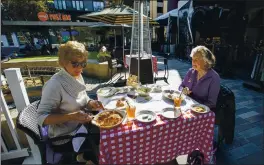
[126,105,136,120]
[174,96,183,107]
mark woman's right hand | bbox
[69,111,92,123]
[182,87,192,95]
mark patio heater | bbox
[129,0,154,84]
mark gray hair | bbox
[190,45,216,69]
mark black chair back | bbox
[215,85,236,144]
[16,100,47,164]
[16,100,42,144]
[108,58,119,69]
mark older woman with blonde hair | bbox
[37,41,102,164]
[179,45,220,109]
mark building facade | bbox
[149,0,168,19]
[52,0,104,12]
[1,0,105,51]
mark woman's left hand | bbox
[88,100,104,111]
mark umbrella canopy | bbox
[154,8,178,21]
[154,0,190,25]
[79,5,158,25]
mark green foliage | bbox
[1,0,49,21]
[97,51,111,62]
[97,51,111,59]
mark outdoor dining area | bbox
[0,0,241,164]
[95,84,215,164]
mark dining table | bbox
[97,86,215,164]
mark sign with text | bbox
[38,12,71,22]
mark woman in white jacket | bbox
[37,41,103,164]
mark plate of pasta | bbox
[91,110,126,129]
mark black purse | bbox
[187,150,204,165]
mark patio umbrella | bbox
[154,8,178,25]
[79,5,158,78]
[79,4,158,83]
[79,5,158,25]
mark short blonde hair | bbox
[190,45,216,69]
[58,41,88,67]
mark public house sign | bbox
[38,12,71,22]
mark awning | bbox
[154,0,190,22]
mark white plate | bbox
[161,107,182,119]
[104,98,127,111]
[136,110,157,123]
[150,84,162,93]
[191,104,209,113]
[97,87,117,97]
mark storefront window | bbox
[83,0,93,11]
[72,0,76,8]
[80,0,84,10]
[93,1,104,11]
[65,0,72,9]
[54,0,59,9]
[62,0,66,9]
[58,0,63,9]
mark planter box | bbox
[2,59,116,80]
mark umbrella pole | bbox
[177,10,179,45]
[122,25,126,80]
[138,0,143,83]
[114,29,116,48]
[167,14,170,56]
[137,1,140,83]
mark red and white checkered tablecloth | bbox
[124,55,158,74]
[99,110,215,164]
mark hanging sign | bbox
[38,12,71,22]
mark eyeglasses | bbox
[70,61,87,68]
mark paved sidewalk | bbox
[154,59,264,165]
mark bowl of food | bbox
[136,86,151,97]
[92,110,126,129]
[191,104,209,113]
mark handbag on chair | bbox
[187,150,204,165]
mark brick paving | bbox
[152,58,264,165]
